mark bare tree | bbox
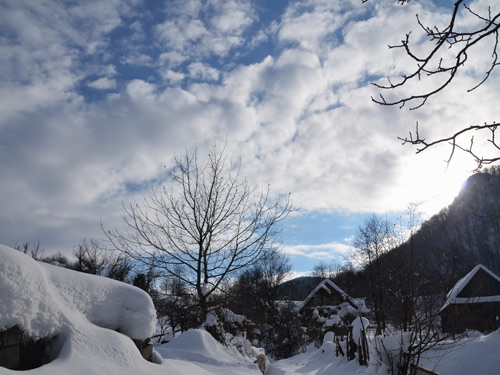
[154,267,198,340]
[73,238,132,281]
[230,248,291,322]
[352,215,393,333]
[369,0,500,169]
[15,241,45,261]
[254,248,292,301]
[311,260,344,279]
[73,238,108,275]
[103,146,292,318]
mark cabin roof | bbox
[298,279,358,311]
[439,264,500,313]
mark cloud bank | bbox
[0,0,498,257]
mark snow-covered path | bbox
[154,329,366,375]
[155,328,500,375]
[267,345,364,375]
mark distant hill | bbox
[378,170,500,295]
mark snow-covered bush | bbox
[300,302,362,347]
[203,307,263,360]
[369,331,412,375]
[203,301,305,361]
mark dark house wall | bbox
[302,287,344,310]
[441,302,500,333]
[0,326,50,371]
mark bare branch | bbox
[371,1,500,110]
[398,122,500,170]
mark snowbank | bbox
[157,329,251,366]
[420,329,500,375]
[0,244,156,340]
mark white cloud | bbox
[88,77,117,89]
[120,52,154,66]
[154,0,257,60]
[188,63,220,81]
[209,0,256,34]
[283,242,352,259]
[248,30,268,49]
[159,51,188,68]
[161,69,186,83]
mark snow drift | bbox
[0,244,156,340]
[157,329,253,366]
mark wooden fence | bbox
[410,362,440,375]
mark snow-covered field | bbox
[1,244,499,375]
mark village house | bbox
[298,279,359,313]
[298,279,365,340]
[439,264,500,333]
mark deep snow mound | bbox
[157,329,251,366]
[0,244,156,340]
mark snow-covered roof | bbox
[0,244,156,340]
[298,279,358,311]
[439,264,500,312]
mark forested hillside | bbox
[421,170,500,276]
[282,169,500,309]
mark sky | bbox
[1,0,499,276]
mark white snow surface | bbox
[351,316,369,344]
[1,244,500,375]
[156,329,253,366]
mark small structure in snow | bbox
[439,264,500,333]
[298,279,364,342]
[0,244,157,370]
[298,279,359,312]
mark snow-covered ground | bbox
[1,244,499,375]
[157,329,500,375]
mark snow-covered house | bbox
[0,244,157,371]
[298,279,359,313]
[298,279,364,340]
[439,264,500,333]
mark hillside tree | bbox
[230,248,291,322]
[352,214,393,333]
[15,241,45,261]
[311,260,344,279]
[103,146,292,318]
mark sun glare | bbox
[396,152,475,218]
[420,169,468,216]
